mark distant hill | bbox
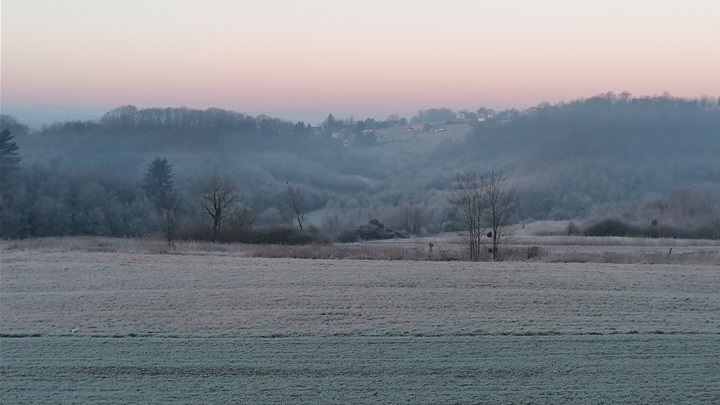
[457,94,720,220]
[1,93,719,240]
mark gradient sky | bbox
[2,0,719,120]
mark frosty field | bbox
[2,244,719,403]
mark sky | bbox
[2,0,720,123]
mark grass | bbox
[513,234,720,247]
[3,223,718,404]
[1,236,253,256]
[4,335,719,404]
[250,240,719,265]
[2,233,718,265]
[543,249,720,265]
[3,232,719,404]
[250,243,465,261]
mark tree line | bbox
[2,93,719,248]
[2,124,520,262]
[2,123,522,260]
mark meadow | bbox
[1,235,719,403]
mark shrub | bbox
[582,217,719,239]
[337,219,409,243]
[527,246,541,259]
[566,221,580,236]
[247,227,315,245]
[177,223,319,245]
[583,218,636,237]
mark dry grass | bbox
[539,249,720,265]
[250,243,465,261]
[3,251,719,338]
[0,236,254,257]
[250,241,719,265]
[513,234,720,247]
[2,233,718,265]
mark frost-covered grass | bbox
[3,232,719,264]
[3,335,719,404]
[253,236,720,264]
[514,234,720,247]
[2,251,718,337]
[3,245,720,403]
[0,236,254,256]
[250,243,465,261]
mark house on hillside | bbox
[407,123,431,132]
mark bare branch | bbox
[196,173,238,241]
[450,168,517,261]
[283,185,306,231]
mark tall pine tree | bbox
[142,158,174,208]
[0,129,21,173]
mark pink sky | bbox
[2,0,719,121]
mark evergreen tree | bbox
[142,158,174,208]
[0,128,21,173]
[0,128,22,238]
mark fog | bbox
[1,93,719,241]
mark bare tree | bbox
[450,168,517,261]
[283,185,306,231]
[449,169,486,261]
[196,173,238,241]
[387,204,427,235]
[321,213,340,238]
[227,205,256,233]
[161,191,179,244]
[481,169,517,261]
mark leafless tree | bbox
[196,173,237,241]
[283,185,306,231]
[161,191,179,244]
[450,168,517,261]
[321,213,340,238]
[449,169,486,261]
[481,169,517,261]
[387,204,427,235]
[227,206,256,232]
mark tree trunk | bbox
[213,213,221,241]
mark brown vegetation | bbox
[3,232,718,265]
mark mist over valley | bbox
[2,93,719,242]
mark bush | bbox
[527,246,541,259]
[177,223,320,245]
[582,218,720,239]
[337,219,409,243]
[583,218,637,237]
[566,221,580,236]
[246,227,315,245]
